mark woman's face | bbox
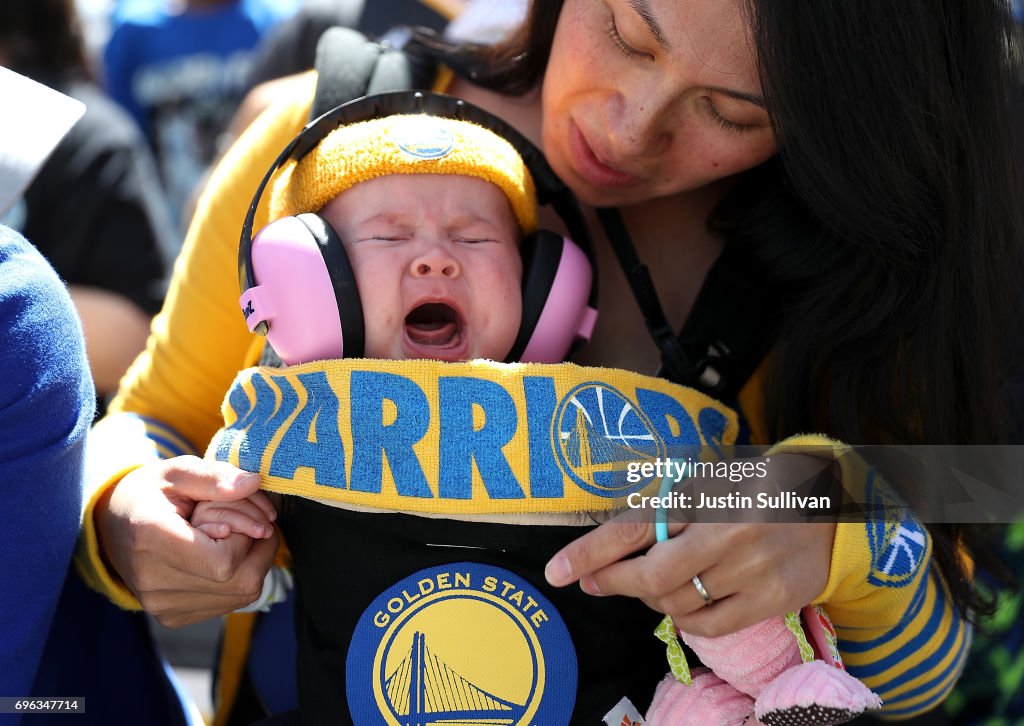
[542,0,776,207]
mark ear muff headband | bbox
[240,91,596,297]
[239,90,598,362]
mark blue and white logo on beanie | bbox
[395,118,456,160]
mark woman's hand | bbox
[545,514,836,639]
[95,455,279,627]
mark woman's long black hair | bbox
[416,0,1024,616]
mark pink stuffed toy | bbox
[645,606,882,725]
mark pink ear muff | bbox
[519,236,598,363]
[240,216,344,365]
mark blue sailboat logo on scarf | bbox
[554,382,666,496]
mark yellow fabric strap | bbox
[209,358,739,514]
[212,612,257,726]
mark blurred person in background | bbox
[0,0,172,416]
[179,0,458,224]
[102,0,299,238]
[241,0,456,90]
[182,0,529,224]
[239,0,525,109]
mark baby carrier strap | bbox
[597,208,782,404]
[675,240,782,402]
[310,25,437,122]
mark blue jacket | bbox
[0,225,93,701]
[0,226,188,724]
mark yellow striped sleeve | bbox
[821,521,970,719]
[768,434,968,718]
[810,446,966,718]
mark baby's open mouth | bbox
[404,303,463,347]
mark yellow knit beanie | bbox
[269,114,537,232]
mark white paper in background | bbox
[603,696,646,726]
[0,66,86,217]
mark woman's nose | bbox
[606,90,674,159]
[410,244,461,278]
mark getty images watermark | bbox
[625,456,837,514]
[619,446,1024,524]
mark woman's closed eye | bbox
[701,96,753,133]
[607,15,654,62]
[699,93,769,134]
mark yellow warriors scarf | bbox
[209,359,739,515]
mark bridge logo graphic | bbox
[553,383,666,497]
[346,563,577,725]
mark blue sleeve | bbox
[102,23,149,137]
[0,226,95,698]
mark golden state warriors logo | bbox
[553,383,667,497]
[865,472,927,588]
[395,119,456,160]
[347,563,576,725]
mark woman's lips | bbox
[567,121,642,188]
